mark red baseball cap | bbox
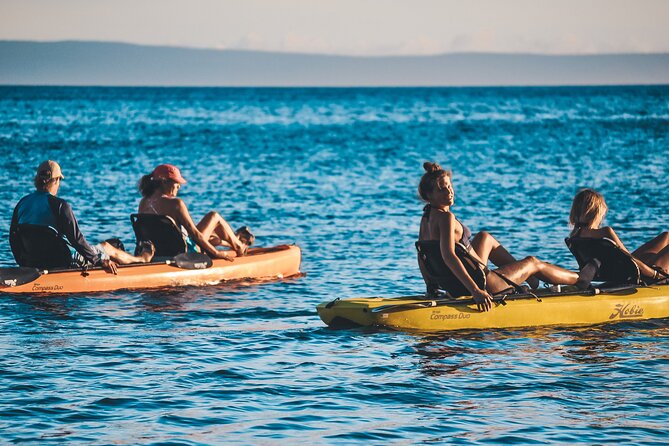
[151,164,187,184]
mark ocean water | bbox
[0,86,667,444]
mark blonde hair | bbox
[418,162,452,202]
[570,188,607,228]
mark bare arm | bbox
[437,212,492,310]
[174,200,232,260]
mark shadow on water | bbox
[133,274,307,313]
[408,319,669,377]
[9,295,81,319]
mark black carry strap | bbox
[464,251,527,294]
[489,267,527,294]
[416,240,486,298]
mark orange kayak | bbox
[0,245,301,294]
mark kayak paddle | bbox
[369,285,642,314]
[166,252,213,270]
[0,267,42,288]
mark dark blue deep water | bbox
[0,86,668,444]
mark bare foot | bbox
[235,226,255,245]
[234,243,249,257]
[234,226,254,256]
[576,259,601,290]
[139,241,155,263]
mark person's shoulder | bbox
[15,192,34,206]
[46,193,70,209]
[599,226,617,238]
[431,209,456,228]
[432,209,455,221]
[166,196,185,206]
[163,196,187,212]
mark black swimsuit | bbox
[422,204,472,248]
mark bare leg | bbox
[100,241,154,264]
[197,211,247,255]
[649,244,669,271]
[486,256,578,294]
[633,232,669,265]
[472,231,540,288]
[471,231,515,266]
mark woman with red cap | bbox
[137,164,253,260]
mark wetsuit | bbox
[10,191,103,266]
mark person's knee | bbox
[519,256,540,274]
[480,231,500,248]
[204,211,222,223]
[98,241,117,257]
[474,230,491,243]
[524,255,540,266]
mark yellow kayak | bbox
[317,284,669,331]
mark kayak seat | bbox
[565,236,641,285]
[131,213,187,257]
[415,240,486,298]
[9,224,73,269]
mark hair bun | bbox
[423,162,443,173]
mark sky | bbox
[1,0,668,56]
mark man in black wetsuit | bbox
[10,160,154,273]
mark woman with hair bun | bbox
[418,162,579,311]
[138,164,254,260]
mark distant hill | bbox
[1,40,668,86]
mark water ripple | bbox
[0,86,667,444]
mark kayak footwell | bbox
[317,285,669,331]
[1,245,301,294]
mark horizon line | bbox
[4,39,669,59]
[2,84,668,89]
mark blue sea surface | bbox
[0,86,668,444]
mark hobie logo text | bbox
[609,303,644,320]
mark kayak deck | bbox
[1,245,301,294]
[317,284,669,331]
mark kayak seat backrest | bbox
[565,236,641,285]
[9,224,73,269]
[415,240,486,298]
[131,213,187,257]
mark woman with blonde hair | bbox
[418,162,579,311]
[569,188,669,281]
